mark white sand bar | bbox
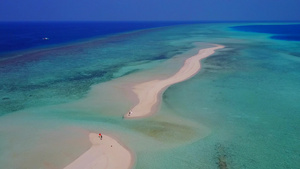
[125,45,224,119]
[64,133,133,169]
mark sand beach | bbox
[64,133,133,169]
[125,45,224,119]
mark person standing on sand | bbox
[99,133,103,140]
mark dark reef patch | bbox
[215,144,229,169]
[131,120,197,143]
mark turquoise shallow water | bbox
[0,23,300,168]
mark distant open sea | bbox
[1,22,300,56]
[232,24,300,41]
[0,22,186,55]
[0,22,299,169]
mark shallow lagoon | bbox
[0,23,299,168]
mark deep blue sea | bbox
[232,24,300,41]
[0,22,185,55]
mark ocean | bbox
[232,24,300,41]
[0,21,186,55]
[0,22,299,168]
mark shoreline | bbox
[64,133,134,169]
[124,44,224,119]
